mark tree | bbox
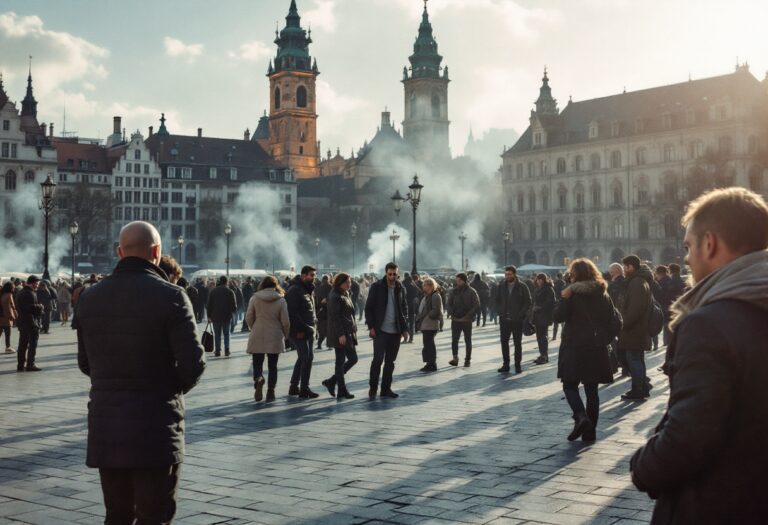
[57,182,115,257]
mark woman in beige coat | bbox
[245,276,290,402]
[1,282,18,353]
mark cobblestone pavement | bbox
[0,321,665,524]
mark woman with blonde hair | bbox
[321,273,358,399]
[415,277,443,372]
[555,258,622,442]
[246,276,290,402]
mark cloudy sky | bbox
[1,0,766,160]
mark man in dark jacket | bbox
[75,221,205,524]
[619,255,653,400]
[531,274,555,364]
[630,187,768,524]
[365,262,408,398]
[286,266,318,398]
[551,273,566,339]
[495,265,532,373]
[195,279,209,322]
[35,280,55,334]
[470,274,490,327]
[240,278,254,332]
[447,273,480,367]
[15,275,44,372]
[206,276,237,356]
[402,274,420,343]
[314,275,332,349]
[607,263,628,376]
[229,281,244,334]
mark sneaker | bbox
[25,365,42,372]
[448,357,459,367]
[322,379,336,398]
[5,347,15,354]
[380,390,399,399]
[254,377,265,402]
[498,364,510,373]
[288,384,300,396]
[298,388,319,399]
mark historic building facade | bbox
[501,65,768,268]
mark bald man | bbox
[75,221,205,524]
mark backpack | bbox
[647,298,664,338]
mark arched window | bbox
[576,220,585,241]
[591,219,601,239]
[574,184,585,210]
[557,185,567,210]
[4,170,16,191]
[636,176,650,205]
[541,190,549,211]
[610,150,622,169]
[574,155,583,172]
[749,165,764,192]
[663,143,675,162]
[24,171,35,184]
[638,216,650,240]
[296,85,308,108]
[636,147,647,165]
[556,158,566,174]
[274,87,281,109]
[517,194,525,212]
[431,94,440,118]
[688,140,704,159]
[590,153,601,170]
[529,222,536,241]
[557,221,567,240]
[591,182,602,208]
[664,214,678,238]
[541,221,549,241]
[611,180,623,207]
[613,218,624,239]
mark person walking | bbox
[631,187,768,524]
[36,280,55,334]
[470,273,490,327]
[57,281,72,325]
[229,280,244,334]
[618,255,653,401]
[555,259,621,442]
[16,275,44,371]
[488,278,498,325]
[75,221,205,524]
[495,265,532,373]
[1,282,17,354]
[195,279,209,322]
[607,263,628,376]
[531,273,556,365]
[314,274,332,350]
[321,273,359,400]
[447,273,480,367]
[240,278,255,332]
[403,273,420,343]
[365,262,409,398]
[286,266,319,398]
[245,276,289,402]
[551,273,566,340]
[206,276,237,357]
[415,277,443,372]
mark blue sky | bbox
[1,0,766,161]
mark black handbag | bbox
[201,322,214,353]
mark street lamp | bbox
[314,238,320,269]
[39,174,57,281]
[502,231,510,267]
[389,229,400,264]
[224,223,232,277]
[69,221,78,285]
[350,222,358,274]
[391,174,424,275]
[458,231,467,271]
[177,235,184,267]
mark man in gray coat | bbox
[76,221,205,524]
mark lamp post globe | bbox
[391,174,424,275]
[177,236,184,267]
[224,224,232,277]
[314,238,320,269]
[350,223,358,274]
[69,221,78,285]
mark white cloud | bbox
[463,66,536,137]
[227,40,272,62]
[163,36,203,63]
[304,0,338,33]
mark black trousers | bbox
[253,353,279,389]
[41,311,51,333]
[17,327,39,368]
[500,319,523,366]
[562,381,599,426]
[370,331,401,391]
[328,346,358,393]
[421,330,437,365]
[451,321,473,360]
[1,326,11,348]
[99,464,181,525]
[475,306,487,326]
[535,322,549,358]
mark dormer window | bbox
[533,132,542,146]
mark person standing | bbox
[415,277,443,372]
[607,263,628,376]
[403,274,420,343]
[1,282,17,354]
[618,255,653,401]
[365,262,409,398]
[195,279,209,322]
[314,275,332,350]
[495,265,532,373]
[470,274,490,327]
[229,280,244,334]
[531,273,556,365]
[36,280,55,334]
[555,259,621,442]
[57,281,72,325]
[286,266,319,398]
[240,278,254,332]
[206,276,237,357]
[322,273,358,400]
[75,221,205,524]
[488,278,498,325]
[447,273,480,367]
[245,276,289,402]
[16,275,44,371]
[630,187,768,523]
[551,273,566,340]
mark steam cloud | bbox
[366,222,411,273]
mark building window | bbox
[115,191,123,202]
[636,147,647,165]
[144,164,149,174]
[185,208,195,220]
[528,192,536,212]
[527,162,534,177]
[637,181,649,204]
[590,153,601,170]
[610,150,622,169]
[59,173,68,182]
[591,184,601,207]
[557,221,567,239]
[634,119,644,133]
[142,193,150,204]
[1,143,8,158]
[542,191,549,211]
[688,140,704,159]
[209,168,217,179]
[749,166,764,192]
[151,208,158,221]
[275,87,281,110]
[576,220,585,240]
[171,192,183,203]
[142,208,149,221]
[540,160,547,176]
[124,192,132,203]
[115,207,123,220]
[516,164,523,179]
[556,158,566,174]
[134,150,141,160]
[4,170,16,191]
[125,207,132,220]
[24,171,34,184]
[10,144,16,158]
[533,132,542,146]
[297,85,308,108]
[611,180,623,207]
[185,224,196,239]
[126,162,132,172]
[152,192,159,204]
[558,188,567,210]
[638,216,650,240]
[611,121,620,137]
[171,208,182,220]
[589,124,598,139]
[614,218,624,238]
[181,167,192,179]
[431,94,440,118]
[134,191,140,202]
[591,219,601,239]
[541,221,549,241]
[167,167,177,178]
[161,208,168,221]
[574,155,583,172]
[517,194,524,212]
[115,176,123,187]
[269,170,277,181]
[663,144,676,162]
[574,190,585,210]
[171,149,179,161]
[2,120,8,131]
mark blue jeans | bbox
[328,346,358,394]
[212,321,230,354]
[626,349,649,393]
[290,335,314,389]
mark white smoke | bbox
[366,222,411,273]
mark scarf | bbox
[669,250,768,331]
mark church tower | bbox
[402,0,451,162]
[268,0,319,179]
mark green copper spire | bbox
[157,113,169,137]
[272,0,317,74]
[407,1,443,79]
[535,67,558,115]
[21,55,38,117]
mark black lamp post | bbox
[391,174,423,275]
[69,221,78,285]
[40,174,57,281]
[350,223,358,274]
[502,231,510,267]
[314,238,320,269]
[224,223,232,277]
[177,236,184,267]
[389,229,400,264]
[458,231,467,271]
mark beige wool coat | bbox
[245,289,290,354]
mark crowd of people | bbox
[2,186,767,523]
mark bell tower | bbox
[268,0,319,179]
[402,0,451,162]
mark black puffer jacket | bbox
[326,287,357,347]
[15,286,43,330]
[75,257,205,468]
[364,278,408,334]
[285,275,316,338]
[532,282,556,326]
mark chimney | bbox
[244,128,250,141]
[122,128,126,142]
[148,126,154,137]
[40,123,47,136]
[113,116,121,135]
[381,109,391,128]
[197,128,202,138]
[49,122,54,137]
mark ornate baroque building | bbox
[501,65,768,269]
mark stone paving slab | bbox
[0,321,666,524]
